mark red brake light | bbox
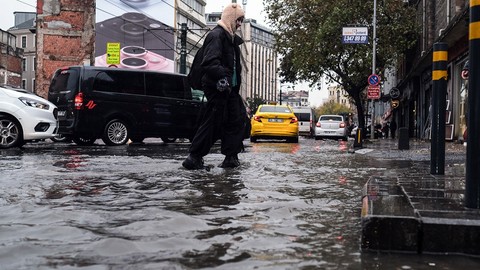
[290,117,298,124]
[74,93,84,110]
[253,115,262,122]
[316,122,321,127]
[340,122,346,128]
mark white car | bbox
[315,114,348,141]
[0,86,58,148]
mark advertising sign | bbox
[106,42,121,65]
[95,0,175,72]
[342,27,368,44]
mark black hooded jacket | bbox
[197,25,244,94]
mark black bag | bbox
[187,45,205,90]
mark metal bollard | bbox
[398,127,409,150]
[354,128,363,148]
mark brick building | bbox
[35,0,95,98]
[0,30,23,88]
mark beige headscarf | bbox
[217,3,245,36]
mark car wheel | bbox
[161,137,177,143]
[315,136,321,140]
[0,116,24,149]
[72,136,96,146]
[102,119,129,146]
[342,136,348,141]
[51,134,72,143]
[250,136,257,143]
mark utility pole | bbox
[180,23,187,74]
[370,0,377,139]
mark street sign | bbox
[367,85,381,99]
[342,27,368,44]
[368,74,380,86]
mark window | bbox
[145,73,187,99]
[32,79,35,90]
[21,36,26,48]
[33,57,36,71]
[21,79,26,89]
[21,58,26,72]
[93,70,145,95]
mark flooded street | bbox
[1,138,480,269]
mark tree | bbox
[315,101,352,117]
[264,0,418,130]
[246,95,266,116]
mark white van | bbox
[292,106,316,137]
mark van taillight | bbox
[74,93,84,110]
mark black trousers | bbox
[189,90,246,158]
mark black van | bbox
[48,66,206,146]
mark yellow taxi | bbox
[250,104,299,143]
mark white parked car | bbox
[0,86,58,148]
[315,114,348,141]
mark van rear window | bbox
[49,69,79,98]
[295,113,311,121]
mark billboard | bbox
[95,0,175,72]
[342,27,368,44]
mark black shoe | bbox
[182,154,204,170]
[219,155,240,168]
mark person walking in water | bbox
[182,3,247,170]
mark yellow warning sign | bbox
[106,42,121,65]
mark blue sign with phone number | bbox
[342,35,368,44]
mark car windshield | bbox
[320,116,343,121]
[260,106,291,113]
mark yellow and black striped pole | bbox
[430,43,447,175]
[466,0,480,208]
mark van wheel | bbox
[161,137,177,143]
[102,119,129,146]
[0,116,24,149]
[73,136,96,146]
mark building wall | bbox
[35,0,95,98]
[0,30,23,88]
[9,17,36,92]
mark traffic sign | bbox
[368,74,380,86]
[390,87,400,99]
[367,85,380,99]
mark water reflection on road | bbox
[0,138,479,269]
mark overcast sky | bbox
[0,0,325,106]
[0,0,267,31]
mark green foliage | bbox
[264,0,419,128]
[315,101,353,116]
[246,95,266,116]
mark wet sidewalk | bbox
[357,138,480,256]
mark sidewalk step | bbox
[361,176,480,256]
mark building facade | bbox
[394,0,469,141]
[0,29,23,88]
[8,12,36,92]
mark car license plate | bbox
[58,110,66,117]
[268,118,283,123]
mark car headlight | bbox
[19,97,50,110]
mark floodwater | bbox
[0,138,479,269]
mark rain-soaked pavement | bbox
[1,137,480,269]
